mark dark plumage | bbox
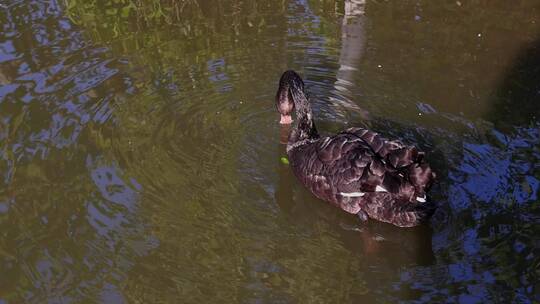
[276,70,436,227]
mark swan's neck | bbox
[288,87,318,148]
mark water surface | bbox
[0,0,539,302]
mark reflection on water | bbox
[0,0,539,302]
[331,0,369,121]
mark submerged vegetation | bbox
[64,0,281,38]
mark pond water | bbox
[0,0,539,302]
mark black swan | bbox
[276,70,436,227]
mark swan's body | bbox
[276,70,435,227]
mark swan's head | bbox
[276,70,319,143]
[276,83,293,124]
[276,71,296,125]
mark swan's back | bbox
[287,127,436,227]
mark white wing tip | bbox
[375,185,388,192]
[340,192,365,197]
[416,195,427,203]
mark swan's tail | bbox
[345,127,436,198]
[375,132,436,198]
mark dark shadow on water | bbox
[489,38,540,131]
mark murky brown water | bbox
[0,0,539,302]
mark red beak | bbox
[279,115,293,124]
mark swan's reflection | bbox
[331,0,369,120]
